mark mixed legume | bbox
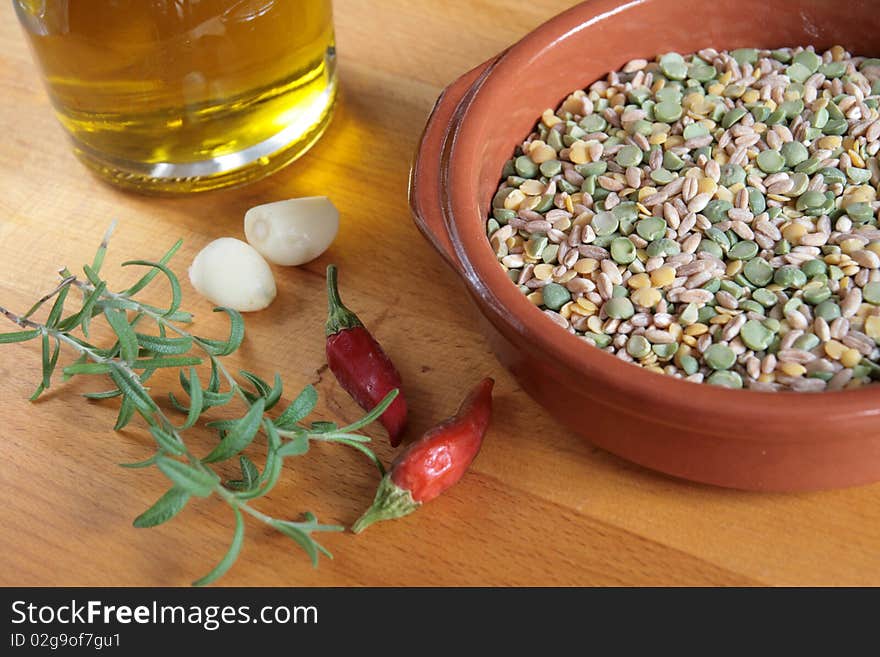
[488,46,880,391]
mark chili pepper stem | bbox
[325,264,363,336]
[351,474,420,533]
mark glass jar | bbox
[13,0,338,193]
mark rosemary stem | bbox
[0,227,364,585]
[215,486,275,525]
[1,304,275,529]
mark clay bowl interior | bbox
[413,0,880,491]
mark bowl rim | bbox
[438,0,880,424]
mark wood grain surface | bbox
[1,0,878,587]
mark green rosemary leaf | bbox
[90,220,116,276]
[314,432,373,443]
[181,358,233,408]
[237,371,282,409]
[32,333,59,399]
[114,396,136,431]
[193,507,244,587]
[239,370,271,397]
[41,332,58,388]
[46,283,71,328]
[119,453,160,469]
[195,338,228,356]
[299,513,335,559]
[337,388,399,433]
[264,373,283,410]
[64,362,111,376]
[202,398,265,464]
[108,363,158,414]
[226,455,260,491]
[28,384,46,401]
[194,307,244,356]
[274,385,318,429]
[216,307,245,352]
[104,308,139,363]
[122,259,182,316]
[132,356,202,370]
[271,522,321,567]
[122,239,182,297]
[135,333,192,355]
[205,418,240,432]
[277,434,310,457]
[99,297,140,312]
[207,357,221,393]
[203,389,236,407]
[83,263,102,287]
[310,421,337,433]
[255,420,283,493]
[239,455,259,488]
[156,456,218,497]
[290,511,345,534]
[82,388,123,400]
[167,391,189,413]
[133,486,190,528]
[271,516,342,568]
[150,425,186,456]
[0,329,40,343]
[180,368,203,430]
[61,354,87,382]
[240,389,259,404]
[58,280,107,335]
[81,282,108,337]
[140,304,192,323]
[178,368,192,394]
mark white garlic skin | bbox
[188,238,277,312]
[244,196,339,266]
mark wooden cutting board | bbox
[1,0,878,586]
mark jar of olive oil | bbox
[14,0,337,193]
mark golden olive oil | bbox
[14,0,337,193]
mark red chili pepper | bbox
[351,377,494,533]
[325,264,407,446]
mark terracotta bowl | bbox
[410,0,880,491]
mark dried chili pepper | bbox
[325,264,407,446]
[352,377,494,533]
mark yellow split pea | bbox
[649,266,676,287]
[631,287,661,308]
[627,273,651,289]
[865,315,880,340]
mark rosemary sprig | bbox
[0,223,394,586]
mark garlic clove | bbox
[188,238,276,312]
[244,196,339,266]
